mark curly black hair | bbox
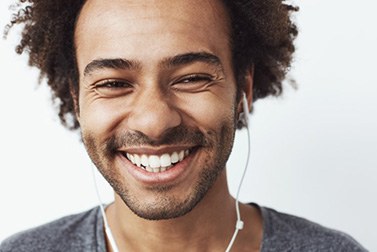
[4,0,298,130]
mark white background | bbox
[0,0,376,250]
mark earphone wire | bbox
[225,92,251,252]
[225,124,250,252]
[91,165,120,252]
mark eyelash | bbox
[95,80,132,89]
[175,74,214,84]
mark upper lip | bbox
[118,145,196,155]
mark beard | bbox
[82,120,235,220]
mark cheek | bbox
[179,92,236,131]
[79,96,128,137]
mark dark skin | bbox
[75,0,262,251]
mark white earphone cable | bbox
[91,166,120,252]
[225,122,250,252]
[225,92,251,251]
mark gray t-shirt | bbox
[0,204,368,251]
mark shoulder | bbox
[0,206,105,252]
[260,206,368,252]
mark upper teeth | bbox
[125,150,190,172]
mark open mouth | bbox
[121,148,194,173]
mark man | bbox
[0,0,367,251]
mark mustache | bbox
[106,125,209,154]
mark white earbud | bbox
[242,92,250,127]
[238,92,250,129]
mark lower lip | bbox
[116,150,197,186]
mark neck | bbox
[105,171,262,252]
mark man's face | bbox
[75,0,238,220]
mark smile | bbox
[123,149,191,173]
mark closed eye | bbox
[94,79,133,97]
[171,74,218,93]
[175,74,213,84]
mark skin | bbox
[74,0,261,251]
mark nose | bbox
[126,88,182,141]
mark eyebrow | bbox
[83,52,223,77]
[83,58,141,77]
[161,52,223,71]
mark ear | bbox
[237,65,254,114]
[69,79,80,123]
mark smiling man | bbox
[0,0,367,251]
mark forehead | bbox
[74,0,231,74]
[75,0,229,31]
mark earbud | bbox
[238,92,250,128]
[242,92,249,127]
